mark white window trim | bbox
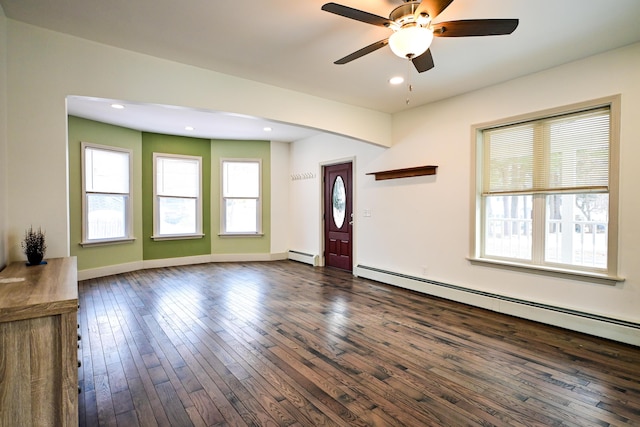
[220,158,263,236]
[80,142,134,246]
[469,95,623,284]
[151,152,204,240]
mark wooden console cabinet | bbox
[0,257,78,427]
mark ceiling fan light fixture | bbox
[389,26,433,59]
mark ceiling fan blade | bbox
[415,0,454,20]
[412,49,435,73]
[334,39,389,64]
[433,19,519,37]
[321,2,393,27]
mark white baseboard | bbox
[288,250,319,266]
[78,252,288,281]
[210,252,288,263]
[355,265,640,347]
[143,254,212,270]
[78,261,144,281]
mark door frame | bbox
[320,157,356,271]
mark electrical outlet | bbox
[364,209,371,217]
[422,266,429,276]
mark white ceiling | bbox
[3,0,640,141]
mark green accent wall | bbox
[142,132,212,260]
[68,118,272,272]
[211,140,271,254]
[67,116,143,270]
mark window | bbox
[81,143,133,245]
[153,153,203,239]
[221,159,262,235]
[471,96,620,281]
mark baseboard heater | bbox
[288,250,319,266]
[356,264,640,347]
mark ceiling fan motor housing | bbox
[389,1,431,29]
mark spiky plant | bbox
[21,225,46,265]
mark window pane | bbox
[223,161,259,197]
[485,124,534,193]
[484,107,609,194]
[545,194,608,268]
[158,197,196,235]
[87,194,127,240]
[547,111,609,190]
[157,157,199,197]
[332,176,346,228]
[85,147,129,193]
[484,195,532,260]
[225,199,257,233]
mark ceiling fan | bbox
[321,0,519,73]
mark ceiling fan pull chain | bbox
[406,58,413,105]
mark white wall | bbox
[270,140,290,255]
[0,7,7,269]
[4,20,391,262]
[288,133,385,260]
[290,43,640,330]
[387,43,640,324]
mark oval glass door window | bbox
[332,176,346,228]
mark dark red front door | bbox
[324,162,353,271]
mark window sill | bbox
[467,257,624,286]
[151,234,205,241]
[80,237,136,247]
[218,233,264,238]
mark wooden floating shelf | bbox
[366,165,438,181]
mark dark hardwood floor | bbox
[77,261,640,426]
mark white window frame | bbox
[469,95,623,284]
[80,142,134,246]
[152,152,204,240]
[220,158,263,236]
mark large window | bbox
[81,143,133,245]
[153,153,203,239]
[472,96,620,280]
[221,159,262,235]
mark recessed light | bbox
[263,127,272,132]
[110,103,125,109]
[185,126,194,131]
[389,76,404,85]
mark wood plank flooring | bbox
[77,261,640,426]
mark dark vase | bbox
[27,253,44,266]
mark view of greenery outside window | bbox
[81,143,132,244]
[153,153,203,239]
[221,159,262,234]
[475,98,619,277]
